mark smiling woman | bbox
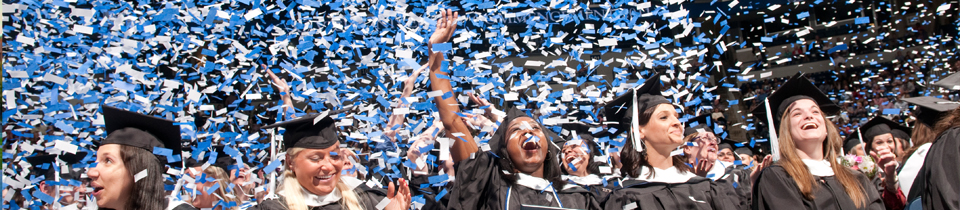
[601,73,743,210]
[86,106,197,210]
[249,115,411,210]
[752,73,884,210]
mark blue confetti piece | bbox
[882,109,900,115]
[436,189,448,201]
[432,43,453,52]
[262,160,283,174]
[854,17,870,24]
[32,189,55,204]
[153,147,173,157]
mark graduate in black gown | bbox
[427,9,599,210]
[249,114,411,210]
[899,96,958,209]
[85,106,198,210]
[848,116,909,210]
[557,122,614,201]
[750,73,883,210]
[601,73,742,210]
[906,96,960,210]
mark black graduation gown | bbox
[603,176,742,210]
[907,127,960,210]
[446,152,601,210]
[752,165,884,210]
[716,164,753,208]
[248,185,388,210]
[563,176,615,204]
[409,173,452,210]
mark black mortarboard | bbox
[211,145,247,171]
[891,129,910,141]
[843,132,864,155]
[262,114,340,150]
[857,116,910,152]
[750,72,840,131]
[102,105,183,167]
[603,73,670,136]
[933,72,960,91]
[734,147,754,157]
[683,114,716,137]
[902,96,960,128]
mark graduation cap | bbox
[902,96,960,128]
[854,116,910,152]
[843,132,864,155]
[734,147,754,157]
[261,114,340,150]
[933,72,960,91]
[212,145,248,171]
[683,114,717,137]
[102,105,183,167]
[603,73,670,152]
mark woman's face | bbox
[638,104,684,150]
[561,141,591,177]
[229,164,253,189]
[683,132,719,164]
[188,167,219,208]
[871,133,896,153]
[718,148,736,163]
[504,117,549,176]
[786,99,828,146]
[87,144,134,209]
[289,142,344,196]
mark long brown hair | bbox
[903,121,936,160]
[932,107,960,139]
[620,106,691,178]
[203,166,240,210]
[775,102,867,208]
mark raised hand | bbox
[749,154,773,182]
[385,178,411,210]
[264,64,294,116]
[692,158,712,177]
[428,9,459,50]
[870,148,899,189]
[468,92,502,123]
[461,112,495,130]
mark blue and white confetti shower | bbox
[2,0,958,209]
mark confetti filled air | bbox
[1,0,958,209]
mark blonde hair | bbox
[280,148,364,210]
[776,103,867,208]
[203,166,240,210]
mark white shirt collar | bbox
[562,174,603,186]
[300,185,342,207]
[706,160,730,180]
[802,159,834,176]
[516,173,555,192]
[626,166,696,184]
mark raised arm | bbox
[264,64,295,120]
[427,9,474,163]
[384,64,430,142]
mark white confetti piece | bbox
[134,169,148,182]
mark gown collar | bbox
[562,174,603,186]
[802,159,835,176]
[626,166,696,184]
[300,184,342,207]
[516,172,556,192]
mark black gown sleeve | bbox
[752,165,807,210]
[853,169,885,210]
[447,152,500,210]
[920,127,960,210]
[247,199,288,210]
[709,178,746,210]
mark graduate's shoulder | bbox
[248,199,288,210]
